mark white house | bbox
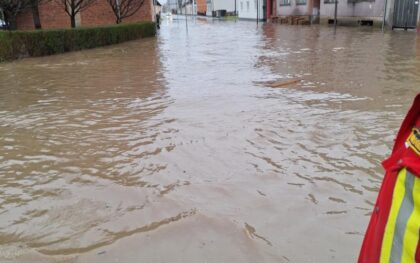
[206,0,237,16]
[238,0,266,20]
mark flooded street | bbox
[0,19,419,262]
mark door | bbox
[393,0,419,29]
[263,0,267,20]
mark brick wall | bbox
[16,0,152,30]
[81,0,152,26]
[196,0,207,15]
[17,1,70,30]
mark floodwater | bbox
[0,18,419,263]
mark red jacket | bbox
[359,93,420,263]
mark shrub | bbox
[0,22,156,62]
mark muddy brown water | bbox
[0,18,419,262]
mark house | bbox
[182,0,197,15]
[238,0,266,20]
[268,0,319,24]
[15,0,154,30]
[206,0,237,16]
[319,0,384,26]
[155,0,162,14]
[269,0,419,28]
[165,0,194,15]
[196,0,207,15]
[165,0,179,14]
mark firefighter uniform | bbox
[359,93,420,263]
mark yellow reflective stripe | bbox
[380,168,407,263]
[401,173,420,263]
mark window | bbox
[348,0,375,3]
[324,0,336,3]
[296,0,307,4]
[241,1,243,10]
[279,0,291,5]
[254,0,257,9]
[247,1,250,11]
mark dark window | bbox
[348,0,375,3]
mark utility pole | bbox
[257,0,259,23]
[334,0,338,33]
[382,0,388,32]
[184,0,188,32]
[153,0,160,29]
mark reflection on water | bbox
[0,18,419,262]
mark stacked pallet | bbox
[271,16,310,25]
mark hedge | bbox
[0,22,156,62]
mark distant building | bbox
[206,0,237,16]
[238,0,266,20]
[16,0,154,30]
[154,0,163,14]
[266,0,320,24]
[196,0,207,15]
[165,0,179,13]
[183,0,197,15]
[165,0,193,14]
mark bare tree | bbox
[56,0,97,28]
[30,0,42,29]
[107,0,145,24]
[0,0,32,30]
[31,0,51,29]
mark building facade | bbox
[196,0,207,15]
[165,0,179,13]
[238,0,266,20]
[206,0,237,16]
[267,0,419,28]
[319,0,384,26]
[16,0,154,30]
[384,0,419,29]
[266,0,320,24]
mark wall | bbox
[197,0,207,14]
[320,0,385,21]
[238,0,265,19]
[384,0,420,28]
[276,0,308,16]
[16,0,153,30]
[16,1,70,30]
[214,0,236,11]
[181,4,195,15]
[206,0,236,15]
[274,0,385,21]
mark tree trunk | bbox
[31,0,42,29]
[9,15,17,30]
[70,14,76,28]
[4,12,18,30]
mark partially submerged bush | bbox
[0,22,156,62]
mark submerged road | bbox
[0,18,419,262]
